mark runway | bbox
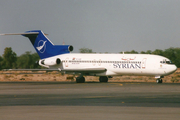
[0,82,180,120]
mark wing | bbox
[60,68,107,73]
[3,68,107,74]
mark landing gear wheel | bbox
[156,79,162,83]
[99,76,108,83]
[76,76,85,83]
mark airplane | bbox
[1,30,177,83]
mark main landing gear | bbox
[76,76,85,83]
[76,76,109,83]
[99,76,108,82]
[156,78,163,83]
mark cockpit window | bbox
[166,61,172,64]
[160,59,172,64]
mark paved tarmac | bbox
[0,82,180,120]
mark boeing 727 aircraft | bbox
[1,30,177,83]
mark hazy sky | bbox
[0,0,180,56]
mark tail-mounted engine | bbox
[39,58,61,68]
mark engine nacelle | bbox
[68,45,73,52]
[39,58,61,66]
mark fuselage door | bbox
[142,58,147,69]
[65,58,69,67]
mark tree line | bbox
[0,47,40,70]
[1,47,180,70]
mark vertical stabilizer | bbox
[23,30,73,59]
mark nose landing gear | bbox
[156,78,163,83]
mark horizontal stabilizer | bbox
[3,69,59,71]
[0,32,39,36]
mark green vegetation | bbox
[79,48,93,53]
[1,47,180,70]
[2,47,17,69]
[0,47,40,70]
[16,51,40,69]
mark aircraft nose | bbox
[171,65,177,73]
[165,64,177,75]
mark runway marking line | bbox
[141,97,156,98]
[110,83,123,86]
[125,83,140,84]
[83,96,114,99]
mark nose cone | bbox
[173,65,177,71]
[169,65,177,74]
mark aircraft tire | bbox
[156,79,162,84]
[99,76,108,83]
[160,79,163,83]
[76,77,85,83]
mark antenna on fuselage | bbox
[62,39,65,45]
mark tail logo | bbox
[36,40,47,53]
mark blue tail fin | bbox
[23,30,73,59]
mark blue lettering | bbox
[127,64,129,68]
[122,64,126,68]
[135,64,141,69]
[129,64,135,69]
[117,64,121,68]
[113,63,118,68]
[113,63,141,69]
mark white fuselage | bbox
[40,53,177,77]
